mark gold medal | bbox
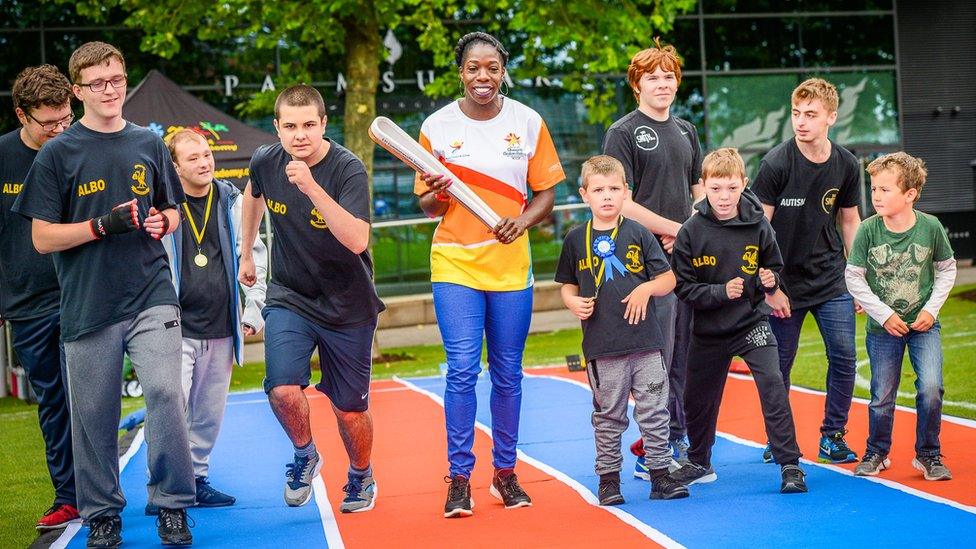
[182,186,215,270]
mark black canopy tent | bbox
[123,70,275,189]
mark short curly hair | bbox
[12,64,72,114]
[701,147,746,181]
[867,152,928,201]
[627,37,682,101]
[792,78,839,113]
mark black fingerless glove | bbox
[90,203,139,239]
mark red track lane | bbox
[306,380,662,548]
[533,366,975,508]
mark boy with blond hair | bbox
[603,38,702,477]
[846,152,956,481]
[752,78,862,464]
[555,155,687,506]
[670,148,807,494]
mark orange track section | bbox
[535,366,975,507]
[306,379,662,548]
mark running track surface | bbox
[60,367,976,548]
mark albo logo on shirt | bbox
[2,182,22,195]
[310,208,328,229]
[78,179,105,197]
[131,164,150,196]
[266,198,287,215]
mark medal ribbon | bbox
[585,217,626,296]
[181,185,214,251]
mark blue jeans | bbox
[865,323,944,457]
[769,292,857,435]
[432,283,533,478]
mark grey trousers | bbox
[588,350,671,475]
[654,292,690,441]
[63,304,195,519]
[180,336,234,478]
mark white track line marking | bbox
[312,475,345,548]
[392,375,685,549]
[532,373,976,515]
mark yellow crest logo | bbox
[625,245,645,273]
[741,245,759,275]
[310,208,327,229]
[131,164,149,196]
[822,188,839,213]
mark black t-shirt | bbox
[178,191,231,339]
[603,110,703,224]
[751,139,860,309]
[555,217,671,361]
[0,129,60,321]
[249,140,385,327]
[12,121,184,341]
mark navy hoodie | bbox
[673,188,784,338]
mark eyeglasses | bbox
[27,112,74,132]
[77,75,127,93]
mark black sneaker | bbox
[156,508,193,546]
[598,474,624,506]
[86,515,122,548]
[490,469,532,509]
[671,462,717,485]
[444,475,474,518]
[195,477,236,507]
[780,464,808,494]
[817,430,858,464]
[650,474,690,500]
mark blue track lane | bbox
[67,391,331,548]
[409,374,976,547]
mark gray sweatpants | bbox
[63,304,195,519]
[180,336,234,478]
[588,350,671,475]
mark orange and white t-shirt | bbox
[415,98,565,291]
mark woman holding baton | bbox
[415,32,565,518]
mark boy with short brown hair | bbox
[847,152,956,481]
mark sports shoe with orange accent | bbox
[36,503,80,530]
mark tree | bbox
[59,0,696,185]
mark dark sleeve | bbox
[687,121,703,190]
[836,155,861,209]
[755,221,784,294]
[750,155,782,206]
[248,148,264,198]
[602,127,635,188]
[11,153,64,223]
[335,157,371,223]
[153,138,184,210]
[554,232,580,284]
[642,227,671,278]
[672,226,729,310]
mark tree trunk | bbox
[342,10,382,359]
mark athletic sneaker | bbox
[633,455,651,480]
[817,431,858,463]
[598,474,624,506]
[444,475,474,518]
[650,474,690,500]
[195,477,235,507]
[340,473,377,513]
[156,508,193,546]
[490,468,532,508]
[284,452,323,507]
[86,515,121,548]
[854,452,891,476]
[670,434,691,464]
[912,455,952,481]
[761,443,774,464]
[671,462,717,485]
[780,464,808,493]
[36,502,80,530]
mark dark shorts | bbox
[262,306,377,412]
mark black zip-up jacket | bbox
[673,188,784,338]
